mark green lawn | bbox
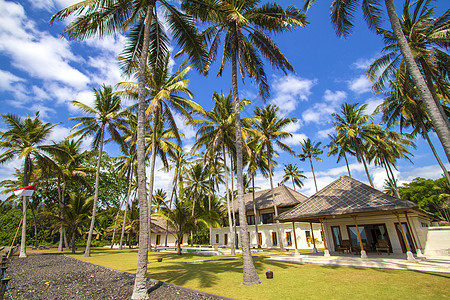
[61,248,450,300]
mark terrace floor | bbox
[265,251,450,273]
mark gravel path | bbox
[3,254,230,300]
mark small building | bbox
[211,185,323,250]
[277,175,440,259]
[150,216,188,248]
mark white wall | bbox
[211,222,323,250]
[150,233,188,247]
[424,227,450,256]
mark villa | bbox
[211,185,324,250]
[277,175,443,259]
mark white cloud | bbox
[323,90,346,103]
[364,97,383,115]
[270,75,316,116]
[283,133,308,147]
[0,0,89,89]
[349,75,372,94]
[317,127,335,140]
[0,69,24,91]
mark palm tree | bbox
[119,53,201,253]
[157,195,195,255]
[183,163,209,246]
[330,103,382,187]
[327,133,354,177]
[281,164,306,191]
[296,138,323,193]
[304,0,450,162]
[244,137,267,248]
[63,192,93,254]
[193,91,249,255]
[181,2,306,282]
[0,112,59,258]
[52,138,92,252]
[251,104,296,251]
[376,75,450,184]
[69,84,124,257]
[52,1,205,296]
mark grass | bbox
[55,248,450,300]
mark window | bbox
[156,235,161,245]
[272,232,277,246]
[421,222,429,228]
[305,230,311,243]
[236,234,239,246]
[247,215,255,225]
[215,234,219,244]
[224,234,228,246]
[331,226,342,248]
[235,214,239,226]
[286,231,292,246]
[258,233,262,246]
[262,213,274,224]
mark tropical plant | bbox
[69,84,124,257]
[63,192,93,254]
[304,0,450,162]
[296,138,323,192]
[0,112,59,258]
[281,164,307,191]
[327,133,354,177]
[51,1,206,295]
[330,103,382,187]
[251,104,296,251]
[376,74,450,183]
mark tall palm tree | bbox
[367,126,415,197]
[296,138,323,193]
[244,137,267,248]
[69,84,124,257]
[330,103,382,187]
[281,164,307,191]
[0,112,59,258]
[304,0,450,162]
[52,2,205,296]
[327,133,354,177]
[376,74,450,183]
[183,163,209,246]
[119,53,201,253]
[63,192,93,254]
[251,104,296,251]
[52,138,92,252]
[181,2,306,282]
[193,91,250,255]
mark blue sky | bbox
[0,0,448,201]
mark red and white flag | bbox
[13,184,37,197]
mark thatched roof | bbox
[231,185,308,213]
[277,175,435,222]
[150,216,176,233]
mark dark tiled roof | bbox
[231,185,308,213]
[278,175,419,221]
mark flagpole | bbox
[7,211,24,259]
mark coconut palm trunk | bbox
[420,121,450,183]
[267,145,284,251]
[84,123,105,257]
[222,143,235,255]
[356,142,374,187]
[231,32,260,285]
[309,157,318,193]
[384,0,450,162]
[132,3,153,299]
[19,156,30,258]
[230,154,238,249]
[57,176,64,252]
[344,152,352,177]
[147,115,159,252]
[251,175,260,248]
[120,174,133,250]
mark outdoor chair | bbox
[352,242,368,255]
[337,240,352,254]
[376,239,390,255]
